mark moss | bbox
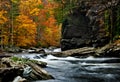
[10,56,38,64]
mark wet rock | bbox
[27,62,54,80]
[23,66,32,77]
[51,43,120,57]
[6,47,23,53]
[97,43,120,57]
[0,54,12,58]
[0,67,23,82]
[0,57,53,82]
[28,48,45,54]
[13,76,27,82]
[51,47,96,57]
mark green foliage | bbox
[38,4,44,9]
[104,3,120,41]
[10,0,20,19]
[115,5,120,37]
[104,10,110,36]
[11,56,38,64]
[46,12,50,18]
[54,7,64,23]
[11,56,28,62]
[54,0,77,23]
[35,41,42,48]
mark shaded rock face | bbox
[61,1,110,51]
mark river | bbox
[15,48,120,82]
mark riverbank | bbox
[2,42,120,58]
[14,52,120,82]
[0,42,120,82]
[48,43,120,58]
[0,57,53,82]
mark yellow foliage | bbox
[0,10,8,24]
[19,0,42,16]
[11,0,18,3]
[30,8,40,16]
[2,35,9,45]
[14,14,37,47]
[0,0,61,48]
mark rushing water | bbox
[15,48,120,82]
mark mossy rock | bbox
[0,57,53,82]
[10,56,47,67]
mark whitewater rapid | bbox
[15,48,120,82]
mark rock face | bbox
[61,1,112,50]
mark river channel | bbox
[15,48,120,82]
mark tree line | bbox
[0,0,120,49]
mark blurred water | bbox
[15,49,120,82]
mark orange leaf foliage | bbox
[14,14,36,47]
[0,0,61,48]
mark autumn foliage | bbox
[14,14,37,47]
[0,0,61,48]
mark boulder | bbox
[13,76,27,82]
[6,47,23,53]
[28,48,45,54]
[96,43,120,57]
[51,47,96,57]
[0,57,53,82]
[27,62,53,80]
[0,67,23,82]
[51,43,120,57]
[61,1,112,50]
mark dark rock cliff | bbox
[61,0,119,50]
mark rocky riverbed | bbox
[15,52,120,82]
[0,57,53,82]
[0,43,120,82]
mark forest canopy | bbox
[0,0,61,48]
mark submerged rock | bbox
[13,76,27,82]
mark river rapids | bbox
[15,48,120,82]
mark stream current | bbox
[16,48,120,82]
